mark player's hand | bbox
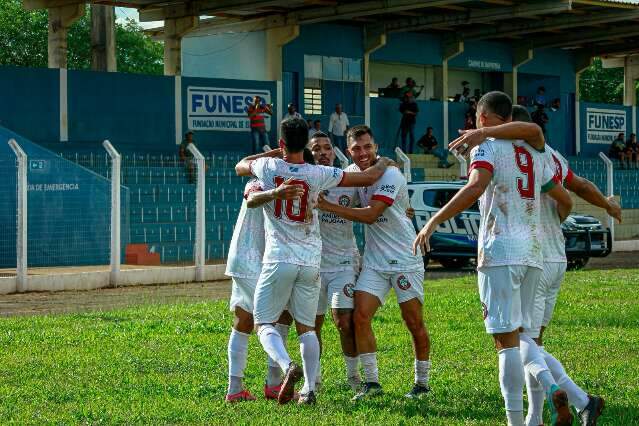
[316,192,330,211]
[412,221,436,256]
[606,196,622,223]
[267,148,284,158]
[273,177,304,200]
[448,128,486,157]
[405,207,415,219]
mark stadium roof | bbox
[25,0,639,56]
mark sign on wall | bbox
[187,86,272,132]
[586,107,626,145]
[466,59,502,71]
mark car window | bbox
[423,188,479,212]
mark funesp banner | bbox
[187,86,272,132]
[586,107,626,145]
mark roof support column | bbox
[575,52,593,155]
[164,16,198,76]
[47,3,84,69]
[511,46,533,101]
[364,25,386,127]
[91,4,116,72]
[623,56,639,107]
[265,25,299,81]
[442,41,464,145]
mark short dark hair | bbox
[427,126,433,131]
[477,91,512,121]
[303,148,315,165]
[346,125,374,146]
[511,105,532,123]
[310,131,330,141]
[280,117,309,153]
[313,119,321,124]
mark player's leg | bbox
[393,271,431,398]
[314,314,325,389]
[264,310,294,399]
[314,273,330,391]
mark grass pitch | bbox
[0,269,637,425]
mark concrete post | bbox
[623,56,639,108]
[265,25,300,82]
[442,41,464,145]
[575,52,593,155]
[164,16,199,76]
[91,4,117,72]
[364,25,386,127]
[47,3,84,69]
[512,46,533,101]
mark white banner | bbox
[586,107,626,145]
[187,86,272,132]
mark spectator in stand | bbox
[550,97,561,112]
[328,103,350,151]
[534,86,546,107]
[531,104,549,135]
[401,77,424,99]
[246,95,272,153]
[308,119,322,138]
[179,131,196,184]
[399,92,419,153]
[626,133,638,169]
[459,87,471,103]
[306,119,313,130]
[464,99,477,130]
[474,88,481,100]
[417,127,453,169]
[387,77,400,88]
[609,132,629,169]
[283,103,303,121]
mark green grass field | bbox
[0,269,637,425]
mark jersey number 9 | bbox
[514,146,535,200]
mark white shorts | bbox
[355,268,425,305]
[316,270,357,315]
[478,265,541,334]
[229,276,258,313]
[253,262,321,327]
[524,261,567,338]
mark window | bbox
[423,189,479,212]
[304,87,323,115]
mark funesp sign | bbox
[586,107,626,145]
[188,86,272,132]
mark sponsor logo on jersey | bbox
[388,260,398,265]
[379,184,396,193]
[333,168,341,178]
[396,275,411,290]
[289,167,299,172]
[343,283,355,298]
[481,302,488,320]
[338,195,351,207]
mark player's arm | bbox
[449,122,545,156]
[234,148,283,176]
[339,157,392,187]
[565,174,622,223]
[246,177,305,208]
[318,195,388,225]
[544,181,573,223]
[413,168,491,254]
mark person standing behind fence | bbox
[399,93,418,154]
[329,103,350,152]
[247,96,273,154]
[179,131,196,184]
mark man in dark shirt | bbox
[399,93,418,153]
[625,133,638,169]
[609,132,628,169]
[179,131,196,184]
[531,104,549,134]
[417,127,453,168]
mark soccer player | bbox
[413,92,574,426]
[449,104,621,426]
[224,148,306,403]
[235,118,392,405]
[317,125,430,401]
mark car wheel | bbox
[567,258,589,271]
[439,257,471,269]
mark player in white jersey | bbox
[449,105,621,426]
[235,117,392,405]
[413,92,575,426]
[224,161,306,403]
[308,131,362,391]
[317,125,430,401]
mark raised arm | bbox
[413,168,491,254]
[235,148,283,176]
[565,174,622,223]
[339,157,391,187]
[317,194,388,225]
[246,177,305,208]
[449,122,545,156]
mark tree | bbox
[579,57,624,104]
[0,0,163,75]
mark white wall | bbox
[370,62,437,100]
[182,31,268,81]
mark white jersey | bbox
[225,179,265,279]
[250,157,344,267]
[541,146,573,263]
[319,186,360,272]
[469,138,556,270]
[348,164,424,272]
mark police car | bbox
[408,181,612,270]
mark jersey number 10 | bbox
[273,176,310,222]
[514,146,535,199]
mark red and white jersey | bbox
[541,146,574,263]
[348,164,424,273]
[225,179,265,279]
[250,157,344,267]
[469,138,557,270]
[319,186,360,272]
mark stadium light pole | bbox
[8,139,27,292]
[188,143,206,281]
[103,140,121,287]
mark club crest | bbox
[396,275,411,290]
[338,195,351,207]
[482,302,488,320]
[343,283,355,298]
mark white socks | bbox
[344,355,360,379]
[498,347,525,424]
[525,371,545,426]
[265,323,291,386]
[542,347,590,411]
[299,331,320,394]
[415,359,431,387]
[519,334,556,394]
[360,352,379,383]
[227,329,249,395]
[258,324,291,372]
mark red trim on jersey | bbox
[248,159,255,176]
[552,175,562,185]
[469,161,494,174]
[565,168,574,185]
[336,171,346,187]
[283,157,305,164]
[243,186,263,199]
[372,194,394,206]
